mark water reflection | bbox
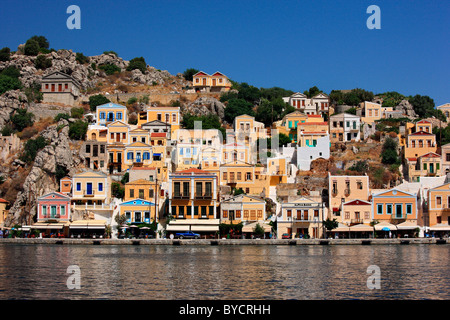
[0,244,448,300]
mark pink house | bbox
[37,192,71,222]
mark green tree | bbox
[24,39,40,56]
[20,136,48,163]
[75,52,90,64]
[98,63,121,75]
[11,108,34,132]
[54,113,70,122]
[127,57,147,73]
[71,107,84,119]
[34,54,52,70]
[183,68,199,82]
[323,218,339,231]
[224,98,254,123]
[0,47,10,62]
[253,223,265,237]
[381,137,400,165]
[0,75,22,94]
[89,94,110,111]
[409,94,435,118]
[111,182,125,199]
[68,120,88,140]
[255,97,291,126]
[29,35,49,49]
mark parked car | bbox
[282,233,291,239]
[175,231,200,239]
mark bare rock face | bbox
[0,90,28,129]
[183,97,226,120]
[6,120,83,226]
[395,99,417,118]
[130,67,173,86]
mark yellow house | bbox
[220,161,268,196]
[125,179,160,201]
[276,110,308,142]
[124,142,153,169]
[86,125,108,142]
[406,152,442,182]
[222,142,250,164]
[233,114,266,147]
[277,197,325,239]
[328,173,370,221]
[119,199,156,224]
[106,120,130,173]
[297,131,328,147]
[129,128,150,145]
[341,199,372,226]
[265,156,288,185]
[96,103,128,126]
[71,171,111,208]
[199,146,221,179]
[360,101,392,124]
[220,194,266,225]
[193,71,232,92]
[404,131,437,159]
[372,188,418,224]
[437,103,450,123]
[168,168,218,219]
[0,198,8,227]
[427,183,450,229]
[137,106,180,135]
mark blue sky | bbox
[1,0,449,105]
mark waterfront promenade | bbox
[0,237,447,245]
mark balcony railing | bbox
[350,219,364,224]
[173,193,190,200]
[195,193,213,200]
[83,190,95,197]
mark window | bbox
[437,196,442,206]
[130,189,134,198]
[223,172,227,180]
[85,145,91,153]
[139,189,144,199]
[125,212,131,221]
[42,206,47,216]
[98,183,103,192]
[76,183,81,191]
[149,189,154,198]
[345,212,350,219]
[257,210,263,218]
[173,114,176,123]
[287,210,292,218]
[117,112,122,120]
[236,210,241,218]
[223,210,228,218]
[209,206,214,216]
[357,181,363,190]
[377,204,383,215]
[406,204,412,215]
[386,204,392,215]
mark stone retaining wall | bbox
[0,238,445,246]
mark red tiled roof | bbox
[131,166,156,170]
[298,122,328,125]
[0,198,8,203]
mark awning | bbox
[349,224,374,232]
[191,225,219,232]
[69,220,107,229]
[31,223,67,230]
[374,222,397,231]
[429,224,450,231]
[331,223,350,232]
[166,225,188,232]
[396,221,418,230]
[242,222,272,233]
[153,153,161,156]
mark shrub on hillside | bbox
[34,54,52,70]
[0,47,11,62]
[20,136,48,163]
[98,63,121,75]
[11,108,34,132]
[68,120,88,140]
[126,57,147,73]
[89,94,110,111]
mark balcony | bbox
[173,193,190,200]
[84,190,95,197]
[350,219,364,225]
[344,189,351,197]
[195,193,213,200]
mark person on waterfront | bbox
[0,229,3,238]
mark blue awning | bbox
[153,153,161,156]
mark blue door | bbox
[87,183,93,195]
[136,153,141,163]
